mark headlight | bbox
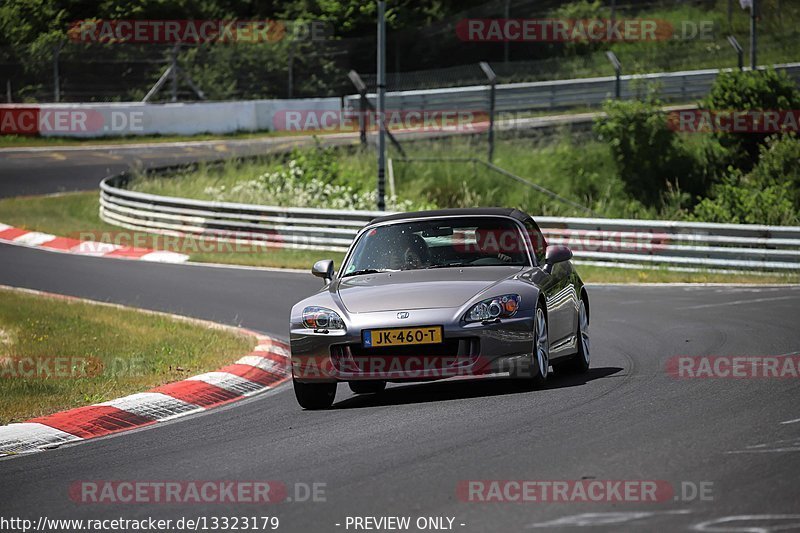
[465,294,520,323]
[302,306,345,330]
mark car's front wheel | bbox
[511,303,549,387]
[293,379,336,410]
[555,299,590,375]
[349,380,387,394]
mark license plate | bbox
[363,326,443,348]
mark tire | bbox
[555,299,590,375]
[511,302,549,387]
[293,379,336,410]
[349,380,387,394]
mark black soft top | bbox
[370,207,529,225]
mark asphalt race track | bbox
[0,134,359,198]
[0,126,463,198]
[1,150,799,532]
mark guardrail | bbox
[344,63,800,114]
[100,174,800,272]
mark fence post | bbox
[479,62,497,163]
[727,36,744,71]
[347,70,368,147]
[503,0,510,64]
[377,0,387,211]
[170,44,179,102]
[749,0,758,69]
[287,42,295,98]
[53,43,62,102]
[606,51,621,99]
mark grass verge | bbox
[0,287,254,425]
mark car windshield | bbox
[342,216,530,276]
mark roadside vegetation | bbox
[2,0,798,102]
[1,68,797,281]
[0,287,254,424]
[131,68,800,226]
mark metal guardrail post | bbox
[727,36,744,71]
[376,0,387,211]
[479,62,497,162]
[170,44,179,103]
[345,70,405,157]
[342,64,800,118]
[53,41,64,103]
[347,70,368,147]
[605,51,621,99]
[749,0,758,69]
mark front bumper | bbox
[290,307,534,383]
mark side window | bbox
[523,219,547,265]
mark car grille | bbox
[331,338,480,374]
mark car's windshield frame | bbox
[338,214,535,278]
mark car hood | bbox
[334,266,523,313]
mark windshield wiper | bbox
[425,263,471,269]
[341,268,392,278]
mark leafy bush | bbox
[691,173,796,225]
[690,134,800,225]
[594,95,705,206]
[703,68,800,171]
[550,0,607,57]
[202,146,419,211]
[748,132,800,207]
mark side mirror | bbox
[312,259,335,283]
[543,245,572,273]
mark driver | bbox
[388,231,430,270]
[474,225,522,263]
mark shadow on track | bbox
[332,366,623,409]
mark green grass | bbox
[577,264,799,284]
[0,287,254,425]
[128,134,652,219]
[0,191,118,235]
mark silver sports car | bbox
[289,208,590,409]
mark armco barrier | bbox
[344,63,800,114]
[6,62,798,138]
[100,175,800,272]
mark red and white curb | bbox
[0,289,290,458]
[0,222,188,263]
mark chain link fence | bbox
[1,0,796,103]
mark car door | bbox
[523,218,575,352]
